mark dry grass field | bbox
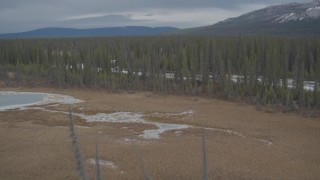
[0,87,320,179]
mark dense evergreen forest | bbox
[0,36,319,111]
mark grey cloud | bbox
[0,0,310,11]
[145,13,155,17]
[55,14,153,29]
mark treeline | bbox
[0,36,319,110]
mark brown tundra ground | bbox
[0,87,319,180]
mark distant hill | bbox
[0,26,179,38]
[170,0,320,36]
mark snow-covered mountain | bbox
[171,0,320,36]
[274,4,320,23]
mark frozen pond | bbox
[0,91,82,111]
[0,92,46,110]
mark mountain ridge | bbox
[0,26,179,39]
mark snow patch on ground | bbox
[203,127,272,145]
[286,79,317,91]
[172,110,194,116]
[153,110,194,117]
[87,158,117,169]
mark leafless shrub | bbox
[202,129,208,180]
[134,144,151,180]
[68,105,88,180]
[95,143,102,180]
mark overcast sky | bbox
[0,0,311,33]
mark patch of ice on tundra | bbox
[141,123,190,139]
[20,106,272,145]
[172,110,194,116]
[153,109,194,116]
[79,112,145,123]
[77,111,191,139]
[27,107,190,139]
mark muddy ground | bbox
[0,87,320,179]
